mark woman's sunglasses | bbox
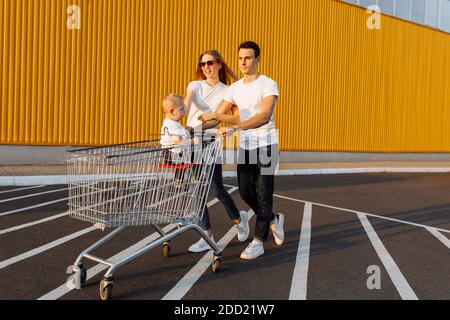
[199,60,216,67]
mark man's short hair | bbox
[238,41,260,59]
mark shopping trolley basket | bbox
[65,135,223,300]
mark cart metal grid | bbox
[65,135,224,300]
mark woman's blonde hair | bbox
[195,50,238,85]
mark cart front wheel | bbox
[212,257,221,273]
[99,280,113,300]
[163,243,171,257]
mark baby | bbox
[160,94,199,184]
[160,93,190,147]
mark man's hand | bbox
[198,112,216,122]
[217,126,238,137]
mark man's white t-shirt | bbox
[223,75,279,150]
[186,80,229,128]
[160,119,188,147]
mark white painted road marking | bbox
[0,187,68,204]
[0,197,69,217]
[289,202,312,300]
[38,224,178,300]
[0,212,70,235]
[426,227,450,250]
[162,210,255,300]
[272,193,450,235]
[0,185,46,194]
[38,187,239,300]
[357,213,418,300]
[0,226,96,270]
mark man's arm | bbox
[201,100,235,129]
[233,95,278,131]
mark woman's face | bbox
[200,54,222,80]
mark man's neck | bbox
[243,72,260,84]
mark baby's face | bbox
[171,104,187,121]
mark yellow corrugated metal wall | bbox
[1,0,449,151]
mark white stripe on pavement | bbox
[38,224,178,300]
[271,193,450,235]
[426,227,450,250]
[162,210,255,300]
[38,187,239,300]
[0,212,70,235]
[0,185,46,194]
[289,202,312,300]
[0,226,96,270]
[357,213,418,300]
[0,187,68,204]
[0,197,69,217]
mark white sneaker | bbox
[236,211,250,242]
[270,213,285,245]
[188,235,215,253]
[240,239,264,260]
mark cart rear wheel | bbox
[212,257,221,273]
[79,266,87,286]
[163,243,171,257]
[99,280,113,300]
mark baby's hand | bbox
[192,136,200,144]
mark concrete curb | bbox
[2,168,450,186]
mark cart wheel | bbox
[163,243,171,257]
[99,280,113,301]
[212,257,222,273]
[72,265,87,289]
[78,266,87,286]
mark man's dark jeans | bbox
[237,144,279,241]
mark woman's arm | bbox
[184,88,195,114]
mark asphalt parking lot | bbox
[0,173,449,300]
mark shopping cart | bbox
[65,134,223,300]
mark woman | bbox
[184,50,249,253]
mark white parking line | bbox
[357,213,418,300]
[0,185,46,194]
[426,227,450,250]
[0,187,68,204]
[38,224,178,300]
[272,194,450,235]
[0,212,70,235]
[289,202,312,300]
[38,187,239,300]
[162,209,254,301]
[0,226,96,270]
[0,197,69,217]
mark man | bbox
[202,41,284,259]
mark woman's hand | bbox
[198,112,216,122]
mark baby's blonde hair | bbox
[162,93,184,113]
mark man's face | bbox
[238,48,259,75]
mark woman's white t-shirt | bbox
[186,80,229,128]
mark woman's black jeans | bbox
[236,144,279,241]
[199,163,240,230]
